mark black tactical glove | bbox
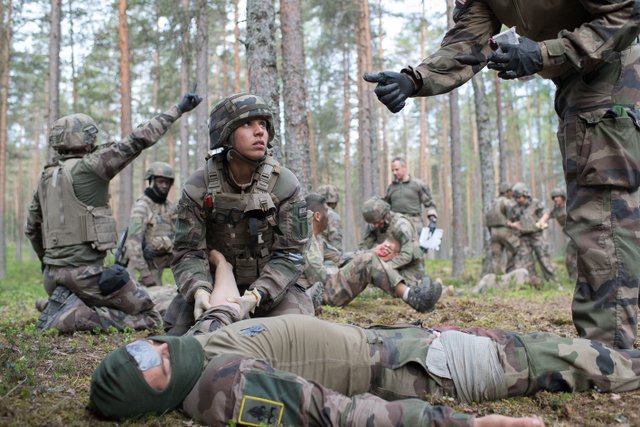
[363,71,416,113]
[176,91,203,114]
[487,37,543,80]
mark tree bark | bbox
[472,74,495,275]
[233,0,241,93]
[343,48,358,248]
[179,0,191,184]
[195,0,209,162]
[494,73,507,185]
[0,0,11,277]
[447,0,464,275]
[47,0,61,162]
[246,0,281,160]
[280,0,311,192]
[118,0,133,230]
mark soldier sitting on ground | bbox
[92,250,640,426]
[125,162,177,288]
[302,193,442,313]
[25,91,201,333]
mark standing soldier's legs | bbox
[490,234,505,274]
[530,233,556,281]
[514,235,536,280]
[557,45,640,349]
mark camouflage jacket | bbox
[125,193,177,277]
[359,212,424,283]
[549,204,567,227]
[384,175,437,219]
[485,195,514,228]
[185,315,474,427]
[300,234,328,289]
[509,198,548,235]
[25,106,183,267]
[403,0,639,96]
[321,207,344,250]
[171,156,308,307]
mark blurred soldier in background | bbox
[125,162,177,287]
[485,183,519,274]
[316,184,343,252]
[549,187,577,282]
[25,91,201,333]
[507,183,556,287]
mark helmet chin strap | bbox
[226,148,265,167]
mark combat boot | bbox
[37,287,105,333]
[405,276,443,313]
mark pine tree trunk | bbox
[246,0,281,160]
[472,74,495,275]
[280,0,311,191]
[47,0,61,162]
[179,0,191,184]
[494,74,507,185]
[343,48,358,248]
[233,0,241,93]
[195,0,209,162]
[118,0,133,231]
[0,0,11,277]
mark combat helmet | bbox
[550,187,566,200]
[511,182,531,198]
[362,197,391,224]
[317,184,339,205]
[144,162,175,181]
[48,114,99,153]
[207,93,275,151]
[498,182,512,195]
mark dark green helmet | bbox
[317,184,339,204]
[48,114,99,153]
[550,187,566,200]
[207,93,275,151]
[144,162,175,181]
[362,197,390,223]
[499,182,512,195]
[511,182,531,198]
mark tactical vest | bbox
[39,158,117,251]
[551,205,567,227]
[485,196,508,228]
[518,201,539,234]
[141,196,176,254]
[204,155,280,286]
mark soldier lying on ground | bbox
[302,192,442,313]
[91,247,640,426]
[26,91,201,333]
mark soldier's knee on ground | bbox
[99,265,154,314]
[36,286,98,333]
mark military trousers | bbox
[321,251,404,307]
[489,226,520,274]
[514,232,556,282]
[556,43,640,349]
[183,315,640,427]
[41,263,161,332]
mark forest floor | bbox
[1,254,638,427]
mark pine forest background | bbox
[0,0,566,279]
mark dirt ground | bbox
[1,280,639,426]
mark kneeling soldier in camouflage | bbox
[91,258,640,426]
[25,91,201,333]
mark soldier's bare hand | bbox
[226,294,258,319]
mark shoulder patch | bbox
[238,395,284,426]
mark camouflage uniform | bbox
[396,0,640,348]
[302,234,404,307]
[317,184,344,251]
[179,314,640,427]
[125,188,177,286]
[384,175,437,234]
[25,106,188,332]
[549,200,578,282]
[164,94,312,335]
[360,199,424,285]
[485,191,519,274]
[509,196,556,282]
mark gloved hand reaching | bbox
[363,71,417,113]
[487,37,543,79]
